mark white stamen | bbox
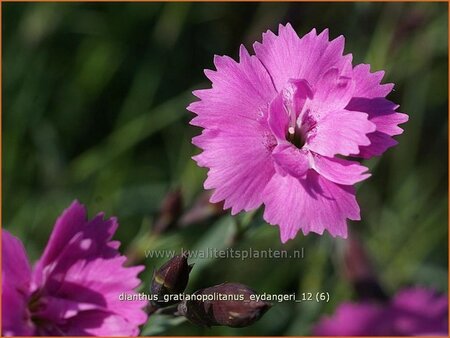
[288,126,295,135]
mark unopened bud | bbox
[178,282,271,328]
[150,253,193,307]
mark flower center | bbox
[287,125,306,149]
[281,79,315,149]
[27,288,50,331]
[267,78,317,150]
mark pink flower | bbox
[314,287,448,336]
[189,23,408,242]
[2,201,148,336]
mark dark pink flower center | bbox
[286,109,317,149]
[27,289,46,329]
[281,79,316,149]
[267,78,320,155]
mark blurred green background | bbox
[3,2,448,336]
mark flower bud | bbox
[150,253,193,307]
[178,282,271,328]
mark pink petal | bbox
[2,230,31,291]
[51,256,147,329]
[37,201,91,269]
[254,23,352,91]
[34,208,119,284]
[267,92,289,140]
[51,311,141,336]
[193,127,276,215]
[358,131,399,159]
[352,63,394,98]
[390,288,448,335]
[313,303,391,336]
[314,288,448,336]
[311,153,371,185]
[307,109,376,157]
[283,79,314,120]
[369,110,408,136]
[34,295,103,323]
[307,67,355,117]
[272,143,309,178]
[2,230,34,336]
[262,171,360,243]
[189,46,279,215]
[346,97,408,158]
[188,45,276,130]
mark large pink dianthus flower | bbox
[2,201,147,336]
[189,23,408,242]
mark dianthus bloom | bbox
[2,201,147,336]
[314,287,448,336]
[189,24,408,242]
